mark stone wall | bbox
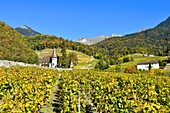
[0,60,37,68]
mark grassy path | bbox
[82,90,98,113]
[40,70,99,112]
[40,74,62,113]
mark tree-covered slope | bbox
[27,34,101,57]
[156,16,170,28]
[95,16,170,58]
[0,21,39,64]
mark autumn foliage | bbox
[124,66,138,74]
[0,21,39,64]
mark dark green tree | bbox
[60,46,68,68]
[68,52,78,67]
[109,59,116,65]
[149,62,152,70]
[95,59,109,70]
[115,65,121,72]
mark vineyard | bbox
[0,67,58,112]
[58,70,170,112]
[0,67,170,112]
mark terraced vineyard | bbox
[0,67,170,112]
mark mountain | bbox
[75,34,122,45]
[15,25,41,36]
[0,22,96,64]
[94,16,170,59]
[155,16,170,28]
[0,22,39,64]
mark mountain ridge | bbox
[94,16,170,59]
[75,34,122,45]
[155,16,170,29]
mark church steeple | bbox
[52,48,57,57]
[51,48,58,68]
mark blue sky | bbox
[0,0,170,40]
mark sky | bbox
[0,0,170,40]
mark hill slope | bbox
[27,34,99,57]
[107,53,167,72]
[0,22,39,64]
[95,16,170,58]
[15,25,41,36]
[155,16,170,28]
[35,48,98,69]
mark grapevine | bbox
[1,67,170,112]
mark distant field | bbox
[107,53,167,71]
[87,59,99,69]
[35,48,98,69]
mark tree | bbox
[60,47,68,68]
[123,56,134,63]
[68,52,78,67]
[115,65,121,72]
[55,42,59,49]
[124,66,138,74]
[61,46,67,57]
[149,62,152,70]
[109,59,116,65]
[95,59,109,70]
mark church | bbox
[40,48,59,68]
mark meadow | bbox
[35,48,98,69]
[107,53,167,72]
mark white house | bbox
[40,48,59,68]
[143,54,154,57]
[137,60,159,70]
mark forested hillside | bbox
[0,21,39,64]
[0,21,103,64]
[1,16,170,65]
[95,16,170,59]
[27,35,104,57]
